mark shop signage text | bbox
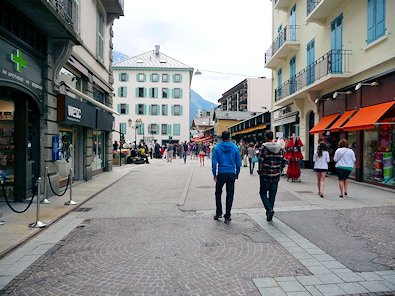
[67,105,82,121]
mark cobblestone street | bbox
[0,158,394,295]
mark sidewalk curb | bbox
[0,167,136,259]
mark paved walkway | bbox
[0,157,394,295]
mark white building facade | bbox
[113,46,193,146]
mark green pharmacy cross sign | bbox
[10,49,27,72]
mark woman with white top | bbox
[334,139,356,198]
[313,141,330,198]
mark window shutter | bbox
[174,124,180,136]
[125,104,129,115]
[143,104,147,115]
[172,88,175,98]
[118,87,121,97]
[117,104,121,114]
[167,124,172,136]
[126,73,129,81]
[367,0,375,43]
[376,0,385,38]
[149,105,152,115]
[143,88,147,98]
[179,75,183,83]
[135,104,138,115]
[150,74,153,82]
[143,74,146,82]
[171,105,174,115]
[124,87,127,97]
[135,88,139,98]
[154,87,158,98]
[180,89,183,98]
[118,73,122,81]
[136,74,139,82]
[164,105,168,116]
[180,105,183,115]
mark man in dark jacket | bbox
[212,131,241,224]
[257,130,285,221]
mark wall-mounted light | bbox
[355,81,379,91]
[333,91,352,99]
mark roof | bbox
[213,110,260,121]
[113,49,193,70]
[192,117,214,127]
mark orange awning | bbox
[343,101,395,131]
[195,136,212,142]
[309,114,339,134]
[329,110,356,132]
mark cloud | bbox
[113,0,273,103]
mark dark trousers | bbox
[248,157,255,174]
[259,177,279,213]
[215,173,236,219]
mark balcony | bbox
[274,49,352,106]
[102,0,125,19]
[306,0,344,25]
[265,26,300,69]
[274,0,294,12]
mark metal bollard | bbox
[41,167,50,204]
[64,168,76,205]
[29,177,46,228]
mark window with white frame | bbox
[174,74,181,83]
[138,73,145,82]
[162,74,169,83]
[118,87,127,97]
[162,88,169,98]
[138,87,145,98]
[162,104,168,116]
[96,8,104,63]
[138,104,145,115]
[151,73,159,82]
[149,124,158,135]
[151,104,158,115]
[120,104,127,114]
[161,124,168,135]
[173,88,181,98]
[174,105,181,115]
[120,73,128,81]
[367,0,386,43]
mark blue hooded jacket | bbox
[212,141,241,176]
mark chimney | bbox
[155,45,160,56]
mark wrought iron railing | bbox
[275,49,352,102]
[265,25,300,65]
[46,0,74,25]
[306,0,322,16]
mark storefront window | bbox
[57,129,73,181]
[348,131,357,178]
[363,119,395,186]
[0,100,15,198]
[92,131,105,170]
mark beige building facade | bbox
[266,0,395,186]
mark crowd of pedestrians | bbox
[113,132,356,224]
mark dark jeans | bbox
[215,173,236,219]
[259,177,279,213]
[182,152,187,163]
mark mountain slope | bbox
[190,90,218,123]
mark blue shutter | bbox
[180,89,183,98]
[171,105,174,115]
[143,74,146,82]
[143,104,147,115]
[180,105,183,115]
[125,104,129,115]
[149,105,152,115]
[135,88,139,98]
[164,105,168,116]
[154,87,158,98]
[174,124,180,136]
[118,73,122,81]
[168,124,172,136]
[376,0,385,38]
[179,75,183,83]
[117,104,121,114]
[126,73,129,81]
[120,123,126,134]
[118,87,121,97]
[367,0,375,43]
[135,104,138,115]
[124,87,127,97]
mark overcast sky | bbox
[113,0,273,104]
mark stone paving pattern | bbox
[1,215,308,295]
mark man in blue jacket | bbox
[212,131,241,223]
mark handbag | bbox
[251,156,259,163]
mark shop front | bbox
[0,38,43,202]
[272,107,300,139]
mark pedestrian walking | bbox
[313,141,330,198]
[182,141,188,163]
[247,142,257,174]
[167,142,173,162]
[212,131,241,224]
[199,148,206,166]
[334,139,356,198]
[257,131,285,222]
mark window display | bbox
[0,100,15,198]
[92,131,105,170]
[363,118,395,186]
[57,129,73,181]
